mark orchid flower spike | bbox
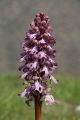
[19,12,58,106]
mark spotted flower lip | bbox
[38,51,47,59]
[35,81,44,93]
[41,66,49,78]
[30,61,38,70]
[39,39,46,44]
[29,47,38,54]
[21,72,29,79]
[19,12,58,105]
[24,46,38,54]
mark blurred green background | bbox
[0,74,80,120]
[0,0,80,120]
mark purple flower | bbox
[47,45,53,51]
[19,12,58,105]
[21,72,29,79]
[29,46,38,54]
[39,39,46,44]
[30,61,38,70]
[27,33,36,40]
[38,51,47,59]
[35,81,43,93]
[41,66,49,78]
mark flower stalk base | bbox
[35,94,42,120]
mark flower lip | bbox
[35,81,44,93]
[39,39,46,44]
[38,51,47,59]
[41,66,49,78]
[45,94,55,105]
[30,61,38,70]
[21,72,29,79]
[50,75,58,84]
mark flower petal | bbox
[42,66,49,77]
[45,94,55,105]
[31,61,38,70]
[50,75,58,84]
[35,81,43,93]
[20,89,27,97]
[19,57,25,62]
[47,45,53,51]
[21,72,28,79]
[38,51,46,58]
[30,47,37,54]
[27,33,36,39]
[39,39,46,44]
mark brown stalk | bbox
[35,93,42,120]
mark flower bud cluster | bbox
[19,12,58,105]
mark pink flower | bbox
[38,51,46,59]
[21,72,28,79]
[52,65,57,71]
[41,66,49,77]
[49,58,54,63]
[31,61,38,70]
[33,76,39,80]
[47,45,53,51]
[50,75,58,84]
[19,57,25,62]
[30,47,37,54]
[24,47,29,52]
[46,32,52,37]
[35,81,43,93]
[39,39,46,44]
[44,88,51,95]
[27,33,36,39]
[26,63,32,68]
[20,89,27,97]
[45,94,55,105]
[21,42,26,48]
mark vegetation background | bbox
[0,0,80,120]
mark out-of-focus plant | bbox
[19,12,58,120]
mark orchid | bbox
[19,12,58,120]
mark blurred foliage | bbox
[0,73,80,120]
